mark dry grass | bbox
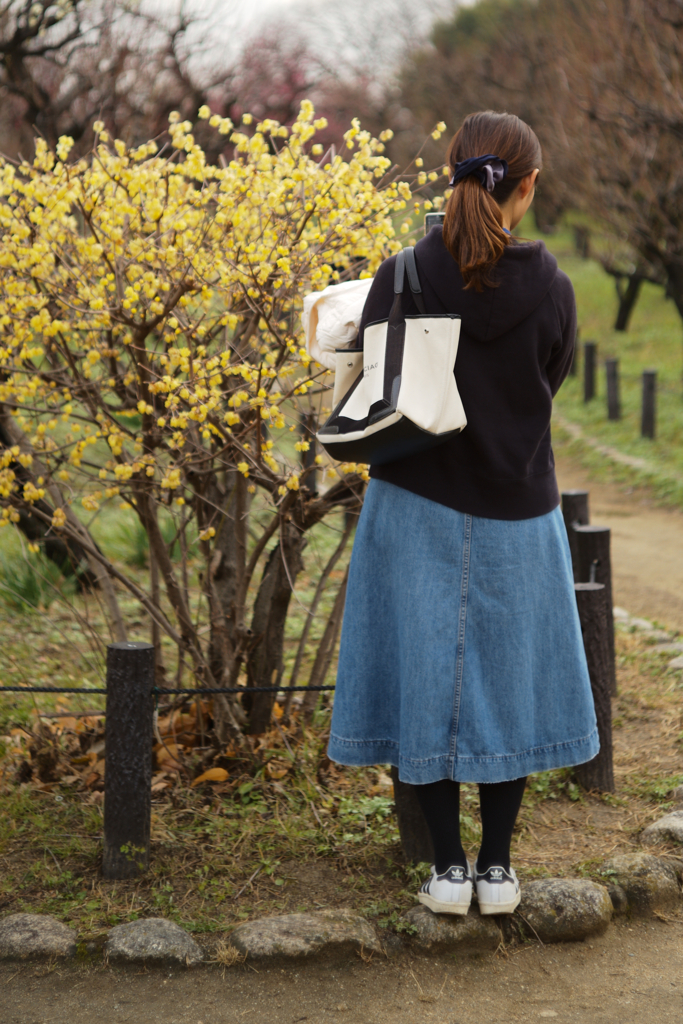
[211,941,246,967]
[510,626,683,877]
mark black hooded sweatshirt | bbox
[359,226,577,521]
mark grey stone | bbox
[613,607,630,622]
[629,617,655,631]
[403,906,501,952]
[228,910,381,961]
[641,811,683,846]
[667,656,683,671]
[654,642,683,654]
[379,930,405,957]
[606,884,629,916]
[600,853,682,914]
[672,785,683,807]
[0,913,76,960]
[517,879,612,943]
[105,918,202,966]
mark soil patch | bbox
[2,917,683,1024]
[555,450,683,631]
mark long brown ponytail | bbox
[443,111,542,292]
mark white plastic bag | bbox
[302,277,374,370]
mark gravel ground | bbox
[2,917,682,1024]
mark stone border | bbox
[0,854,680,966]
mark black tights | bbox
[414,777,527,874]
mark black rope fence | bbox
[1,644,339,879]
[0,686,107,694]
[0,684,335,694]
[154,685,335,695]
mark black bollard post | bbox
[390,766,434,865]
[584,341,597,402]
[574,526,616,696]
[103,641,155,879]
[606,358,621,421]
[641,370,656,439]
[299,411,318,496]
[561,490,590,582]
[574,583,615,793]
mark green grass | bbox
[520,216,683,501]
[0,550,76,613]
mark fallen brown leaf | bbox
[191,767,229,787]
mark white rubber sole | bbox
[417,892,471,915]
[477,890,521,915]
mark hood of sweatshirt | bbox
[414,225,560,343]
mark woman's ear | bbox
[519,169,540,200]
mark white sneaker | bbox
[474,863,521,915]
[417,863,473,915]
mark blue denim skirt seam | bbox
[329,727,598,764]
[329,728,599,784]
[327,478,599,785]
[449,512,472,763]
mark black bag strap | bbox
[393,247,427,314]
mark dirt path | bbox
[2,917,682,1024]
[555,452,683,631]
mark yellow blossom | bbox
[0,100,430,624]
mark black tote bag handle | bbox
[392,247,426,313]
[377,248,427,419]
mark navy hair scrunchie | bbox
[449,154,509,192]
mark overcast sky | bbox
[175,0,458,72]
[183,0,458,41]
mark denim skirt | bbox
[328,479,599,784]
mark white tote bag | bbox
[316,247,466,465]
[301,277,374,371]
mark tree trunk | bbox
[283,519,353,720]
[614,273,643,331]
[301,566,349,724]
[244,519,306,734]
[149,550,164,683]
[0,404,125,638]
[135,489,196,650]
[204,472,249,742]
[661,261,683,396]
[0,410,96,586]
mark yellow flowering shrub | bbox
[0,103,434,736]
